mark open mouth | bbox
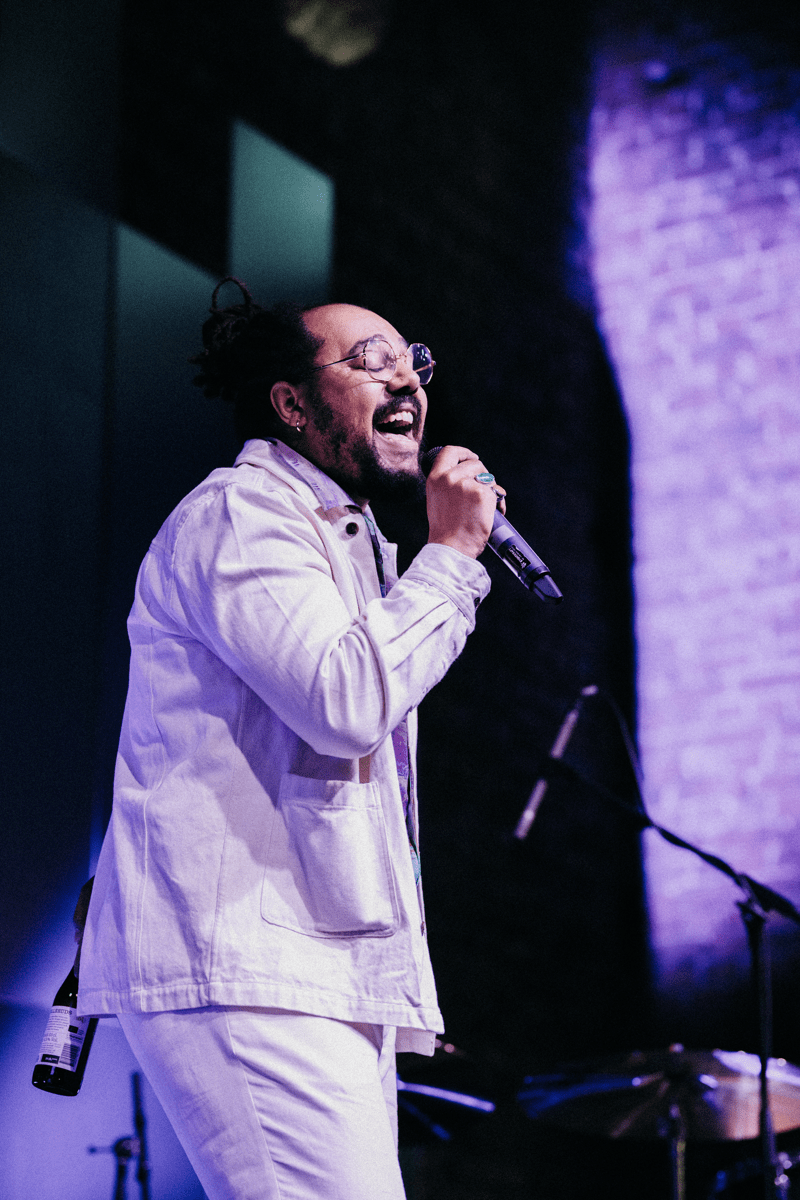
[373,408,418,439]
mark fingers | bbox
[425,445,506,559]
[427,447,506,503]
[424,445,479,480]
[426,446,503,490]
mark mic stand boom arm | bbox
[554,754,800,930]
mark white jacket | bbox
[79,439,490,1052]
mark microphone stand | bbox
[88,1071,152,1200]
[516,688,800,1200]
[132,1072,152,1200]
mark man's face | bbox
[299,304,428,504]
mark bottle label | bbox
[36,1006,92,1072]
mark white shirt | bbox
[79,439,490,1052]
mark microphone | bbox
[421,447,562,602]
[513,685,598,840]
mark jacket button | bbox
[345,522,359,536]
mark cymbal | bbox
[519,1047,800,1141]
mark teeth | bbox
[382,412,413,424]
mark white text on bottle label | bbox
[37,1006,92,1072]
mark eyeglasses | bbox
[310,334,435,386]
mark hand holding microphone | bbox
[421,447,562,603]
[424,445,505,559]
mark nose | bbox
[388,349,421,393]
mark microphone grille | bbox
[420,446,444,477]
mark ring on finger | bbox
[475,471,495,484]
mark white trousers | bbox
[118,1008,406,1200]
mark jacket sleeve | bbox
[151,477,490,759]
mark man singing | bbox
[79,279,503,1199]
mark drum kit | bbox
[518,1046,800,1144]
[398,1040,800,1198]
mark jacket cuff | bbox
[404,543,491,625]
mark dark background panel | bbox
[0,156,111,998]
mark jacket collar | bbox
[234,438,362,514]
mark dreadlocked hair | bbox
[189,278,324,442]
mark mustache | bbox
[372,396,423,427]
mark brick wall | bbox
[589,27,800,1029]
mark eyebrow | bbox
[344,335,410,357]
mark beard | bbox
[306,382,426,505]
[346,433,427,503]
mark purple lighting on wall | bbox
[588,43,800,1001]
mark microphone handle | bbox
[513,686,597,839]
[513,708,579,841]
[488,512,562,603]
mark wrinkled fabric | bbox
[118,1008,405,1200]
[80,439,489,1051]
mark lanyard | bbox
[361,512,420,882]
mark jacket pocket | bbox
[260,774,399,937]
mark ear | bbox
[270,381,306,431]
